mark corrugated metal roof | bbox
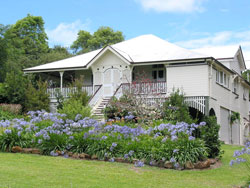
[24,34,210,72]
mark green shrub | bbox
[0,129,33,151]
[59,98,92,120]
[0,83,8,103]
[69,76,90,106]
[171,137,207,165]
[103,97,121,119]
[25,80,50,112]
[0,109,18,120]
[199,116,222,158]
[3,71,28,107]
[37,133,68,155]
[163,89,193,124]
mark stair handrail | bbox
[106,83,130,105]
[88,85,102,106]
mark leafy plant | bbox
[37,133,68,155]
[199,116,222,158]
[163,89,193,124]
[58,99,92,120]
[69,76,90,106]
[0,129,32,151]
[3,70,28,107]
[0,109,19,120]
[230,142,250,187]
[25,80,50,112]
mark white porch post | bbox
[165,64,168,96]
[59,71,64,93]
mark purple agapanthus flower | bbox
[50,151,58,157]
[109,158,115,162]
[4,129,11,134]
[134,160,144,167]
[170,157,176,163]
[173,149,179,153]
[188,136,195,141]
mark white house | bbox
[24,34,250,145]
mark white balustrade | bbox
[47,85,94,99]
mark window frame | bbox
[216,69,229,89]
[152,65,165,81]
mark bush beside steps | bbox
[11,146,218,170]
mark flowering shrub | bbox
[0,110,209,168]
[230,142,250,186]
[0,119,33,151]
[104,95,163,123]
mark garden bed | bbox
[10,145,220,170]
[0,110,223,171]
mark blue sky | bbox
[1,0,250,67]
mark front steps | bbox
[92,97,111,122]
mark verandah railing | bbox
[120,81,167,95]
[184,96,209,115]
[112,81,167,106]
[47,85,100,99]
[112,82,208,114]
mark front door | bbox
[103,68,121,96]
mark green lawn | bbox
[0,145,248,188]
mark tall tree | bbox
[71,30,92,54]
[0,24,9,82]
[4,14,49,69]
[71,26,124,54]
[38,45,72,64]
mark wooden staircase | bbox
[92,97,111,121]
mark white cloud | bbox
[136,0,206,13]
[46,19,91,47]
[176,31,233,48]
[176,30,250,68]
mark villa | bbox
[24,34,250,145]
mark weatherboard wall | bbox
[166,64,209,96]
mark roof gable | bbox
[235,46,246,70]
[86,46,131,68]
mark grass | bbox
[0,145,248,188]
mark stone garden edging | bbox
[11,146,220,170]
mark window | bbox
[224,73,227,86]
[233,78,238,94]
[152,64,164,68]
[158,70,164,78]
[220,71,223,84]
[152,71,157,80]
[216,70,219,83]
[152,65,165,81]
[215,69,229,88]
[243,87,247,100]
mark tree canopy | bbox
[5,14,48,57]
[0,14,125,109]
[71,26,124,54]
